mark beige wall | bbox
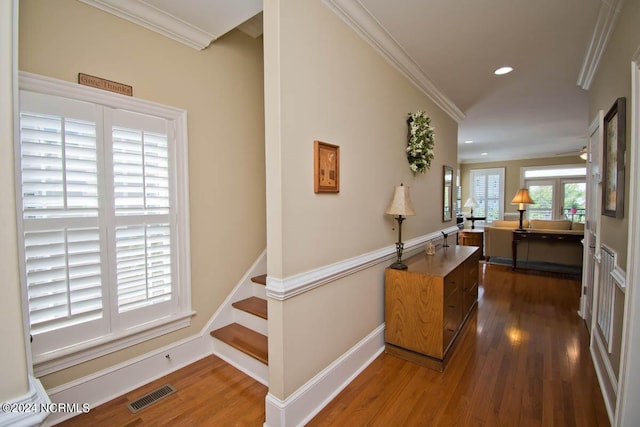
[0,0,29,402]
[588,0,640,273]
[19,0,266,388]
[460,156,584,217]
[264,0,458,398]
[587,0,640,379]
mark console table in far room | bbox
[466,216,486,230]
[511,230,584,270]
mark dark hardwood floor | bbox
[58,264,609,426]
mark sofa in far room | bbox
[484,219,585,267]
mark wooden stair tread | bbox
[210,323,268,364]
[232,297,268,319]
[251,274,267,286]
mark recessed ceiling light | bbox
[494,66,513,75]
[481,152,488,156]
[464,140,473,144]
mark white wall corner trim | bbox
[321,0,464,123]
[78,0,216,50]
[576,0,624,90]
[266,226,460,300]
[264,324,385,427]
[615,47,640,427]
[0,376,51,427]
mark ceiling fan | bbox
[557,146,588,160]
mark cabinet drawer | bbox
[463,256,479,291]
[443,289,462,350]
[463,282,478,314]
[444,267,462,298]
[461,234,481,246]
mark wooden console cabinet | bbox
[384,245,480,371]
[458,229,484,259]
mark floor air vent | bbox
[126,384,176,413]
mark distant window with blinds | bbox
[469,168,505,224]
[17,74,192,373]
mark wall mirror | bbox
[443,165,454,222]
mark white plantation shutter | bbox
[20,95,99,218]
[470,168,505,224]
[19,92,106,350]
[17,77,191,369]
[112,127,170,215]
[108,109,176,317]
[116,224,172,312]
[25,228,103,332]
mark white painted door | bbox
[581,111,604,333]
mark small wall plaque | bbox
[314,140,340,193]
[78,73,132,96]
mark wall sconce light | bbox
[511,188,535,230]
[385,183,415,270]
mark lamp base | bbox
[389,261,408,270]
[517,209,526,230]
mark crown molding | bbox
[79,0,216,50]
[322,0,465,123]
[577,0,625,90]
[237,12,263,39]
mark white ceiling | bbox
[357,0,603,163]
[83,0,615,164]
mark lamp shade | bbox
[464,197,479,208]
[511,188,534,205]
[385,184,415,216]
[579,146,588,160]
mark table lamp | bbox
[385,183,415,270]
[464,197,479,216]
[511,188,534,230]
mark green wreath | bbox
[406,111,435,174]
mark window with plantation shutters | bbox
[17,73,192,375]
[469,168,505,224]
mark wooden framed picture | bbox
[602,97,626,218]
[314,140,340,193]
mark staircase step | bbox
[251,274,267,286]
[232,297,268,319]
[210,323,268,365]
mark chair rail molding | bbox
[266,226,461,300]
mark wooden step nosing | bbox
[251,274,267,286]
[232,297,268,320]
[210,323,268,365]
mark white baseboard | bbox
[205,249,267,333]
[45,334,209,425]
[0,376,50,427]
[591,330,616,425]
[264,324,385,427]
[44,250,268,425]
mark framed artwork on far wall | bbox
[314,140,340,193]
[602,97,626,218]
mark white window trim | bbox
[16,72,194,376]
[520,164,587,185]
